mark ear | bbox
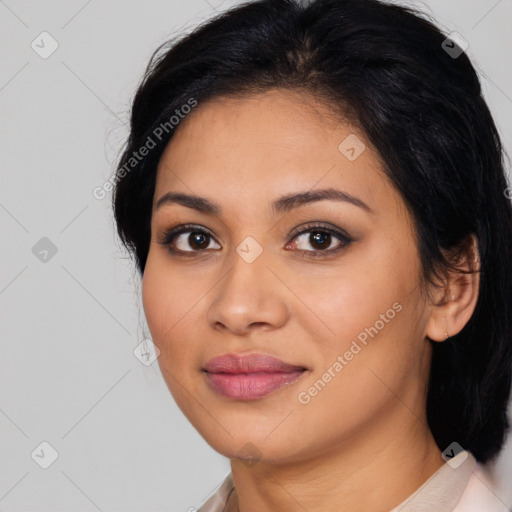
[425,234,480,342]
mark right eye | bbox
[157,224,221,256]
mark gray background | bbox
[1,0,511,510]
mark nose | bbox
[206,246,290,336]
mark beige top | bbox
[197,451,510,512]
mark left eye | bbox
[289,230,343,252]
[169,229,221,252]
[284,225,352,257]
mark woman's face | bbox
[142,89,435,464]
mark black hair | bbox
[112,0,512,464]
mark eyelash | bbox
[156,222,353,259]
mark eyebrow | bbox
[155,187,374,216]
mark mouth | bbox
[202,352,310,400]
[203,369,309,400]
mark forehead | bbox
[157,89,349,170]
[153,89,402,220]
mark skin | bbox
[142,88,480,512]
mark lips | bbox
[202,353,309,400]
[203,353,308,374]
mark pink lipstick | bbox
[202,353,308,400]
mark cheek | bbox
[142,251,194,337]
[293,255,409,350]
[141,257,204,411]
[142,254,195,360]
[141,256,169,343]
[298,239,422,390]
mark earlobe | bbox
[425,234,480,343]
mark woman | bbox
[111,0,512,510]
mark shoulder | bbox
[197,473,234,512]
[452,461,511,512]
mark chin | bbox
[199,428,308,465]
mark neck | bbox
[227,411,444,512]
